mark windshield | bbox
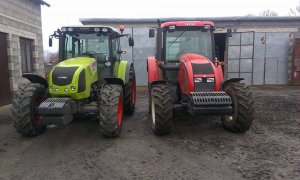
[64,32,114,61]
[165,30,213,61]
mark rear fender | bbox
[104,78,125,87]
[150,80,167,87]
[23,73,48,88]
[222,78,244,89]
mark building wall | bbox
[82,19,300,86]
[0,0,44,93]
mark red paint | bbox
[32,95,44,124]
[161,21,214,28]
[131,77,135,104]
[147,56,160,84]
[178,53,223,95]
[117,96,123,126]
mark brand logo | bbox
[57,76,68,79]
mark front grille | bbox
[192,63,214,74]
[52,67,78,86]
[194,82,215,92]
[78,70,86,93]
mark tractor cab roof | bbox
[61,25,121,37]
[161,21,214,28]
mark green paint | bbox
[48,57,98,100]
[114,60,128,83]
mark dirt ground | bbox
[0,85,299,179]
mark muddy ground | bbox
[0,86,299,179]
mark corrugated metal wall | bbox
[121,28,290,86]
[227,32,289,85]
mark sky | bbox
[41,0,300,52]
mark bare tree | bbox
[289,1,300,16]
[260,9,278,17]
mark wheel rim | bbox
[117,97,123,126]
[32,95,43,124]
[131,77,135,105]
[151,95,155,126]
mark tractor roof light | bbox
[61,27,67,32]
[67,28,73,32]
[119,25,125,33]
[169,25,175,30]
[102,28,108,32]
[204,25,211,30]
[94,28,100,32]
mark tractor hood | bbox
[48,56,98,100]
[180,53,211,64]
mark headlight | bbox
[49,86,53,91]
[64,88,69,93]
[207,78,215,82]
[55,88,59,93]
[194,78,202,83]
[71,86,76,91]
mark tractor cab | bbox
[49,26,134,84]
[151,21,215,64]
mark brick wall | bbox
[0,0,44,93]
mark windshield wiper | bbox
[168,31,185,48]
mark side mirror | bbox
[227,29,232,37]
[129,37,134,47]
[149,28,155,38]
[49,36,53,47]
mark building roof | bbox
[34,0,50,7]
[80,16,300,29]
[80,16,300,24]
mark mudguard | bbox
[222,78,244,89]
[23,73,48,88]
[147,56,160,85]
[114,60,132,84]
[104,78,125,87]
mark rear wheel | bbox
[124,65,136,115]
[151,84,173,135]
[11,82,47,137]
[221,82,254,133]
[99,84,124,138]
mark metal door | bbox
[0,32,11,106]
[227,32,254,85]
[253,32,289,85]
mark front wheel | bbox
[99,84,124,138]
[151,84,173,135]
[221,82,254,133]
[11,82,47,137]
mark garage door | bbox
[0,33,11,106]
[227,32,254,85]
[227,32,289,85]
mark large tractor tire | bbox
[99,84,124,138]
[124,65,136,115]
[11,82,47,137]
[221,82,254,133]
[150,84,173,135]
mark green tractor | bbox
[11,25,136,138]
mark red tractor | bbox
[147,21,254,135]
